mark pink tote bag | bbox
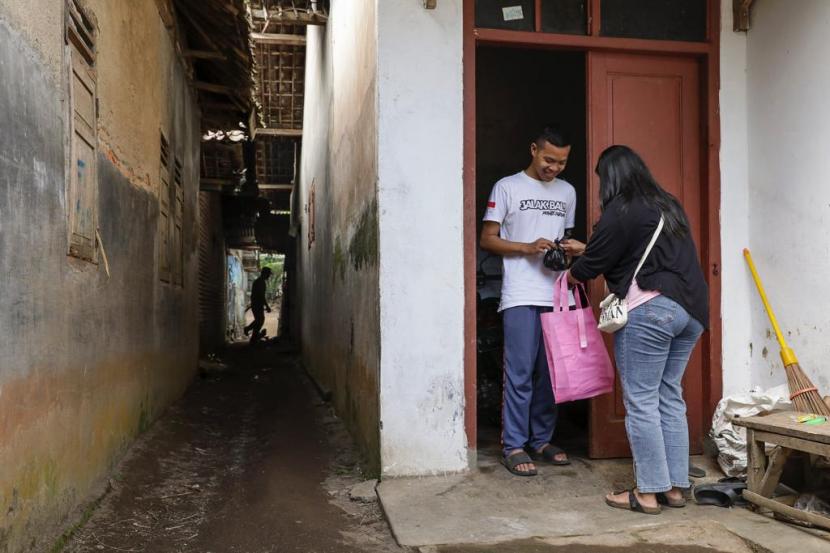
[540,275,615,403]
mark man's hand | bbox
[560,239,586,257]
[480,222,557,257]
[523,238,556,255]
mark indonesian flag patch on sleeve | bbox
[487,201,496,208]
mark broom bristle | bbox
[785,363,830,416]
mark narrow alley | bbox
[61,342,398,553]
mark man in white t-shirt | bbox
[480,126,582,477]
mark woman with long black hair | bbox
[564,145,709,515]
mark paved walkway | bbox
[379,447,830,552]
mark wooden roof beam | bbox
[184,49,227,60]
[251,32,307,46]
[259,184,294,191]
[250,7,328,26]
[256,128,302,137]
[194,81,235,94]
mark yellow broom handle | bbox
[743,249,798,366]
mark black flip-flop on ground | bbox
[656,492,687,508]
[693,482,747,507]
[528,444,571,466]
[502,451,537,477]
[718,476,746,484]
[689,464,706,478]
[605,490,661,515]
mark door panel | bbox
[588,52,705,458]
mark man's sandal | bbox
[528,444,570,466]
[502,451,537,477]
[605,490,661,515]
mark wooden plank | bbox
[733,412,830,445]
[259,184,293,191]
[747,429,766,492]
[753,430,830,458]
[194,81,235,95]
[758,446,791,498]
[733,0,755,32]
[743,490,830,532]
[257,128,303,137]
[153,0,176,28]
[250,8,328,26]
[475,27,711,55]
[200,101,242,112]
[251,33,307,46]
[184,49,227,60]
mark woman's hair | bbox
[596,145,689,237]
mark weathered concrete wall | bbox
[377,1,467,476]
[298,0,380,472]
[720,0,830,397]
[198,192,227,354]
[0,1,200,550]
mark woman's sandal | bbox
[656,492,687,508]
[502,451,537,477]
[605,490,661,515]
[528,444,571,466]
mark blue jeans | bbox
[614,296,703,493]
[502,306,557,457]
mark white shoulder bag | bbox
[598,215,664,333]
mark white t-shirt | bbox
[483,171,577,311]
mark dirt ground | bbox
[242,309,280,341]
[60,342,400,553]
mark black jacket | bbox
[570,196,709,328]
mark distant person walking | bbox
[566,145,709,515]
[244,267,272,344]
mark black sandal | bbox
[502,451,537,477]
[656,491,687,508]
[605,490,661,515]
[528,444,571,466]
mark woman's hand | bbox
[560,239,586,256]
[565,270,581,286]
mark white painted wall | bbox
[720,0,830,396]
[377,0,467,475]
[718,0,753,396]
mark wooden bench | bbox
[733,411,830,530]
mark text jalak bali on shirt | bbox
[519,199,567,217]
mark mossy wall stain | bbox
[333,236,347,283]
[348,200,379,271]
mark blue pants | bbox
[501,306,557,457]
[614,296,703,492]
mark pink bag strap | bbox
[553,273,566,312]
[555,275,588,349]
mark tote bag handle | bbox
[554,275,587,349]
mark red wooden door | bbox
[587,52,706,458]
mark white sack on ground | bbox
[710,384,792,477]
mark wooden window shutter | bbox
[159,133,172,282]
[66,0,98,261]
[173,156,184,286]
